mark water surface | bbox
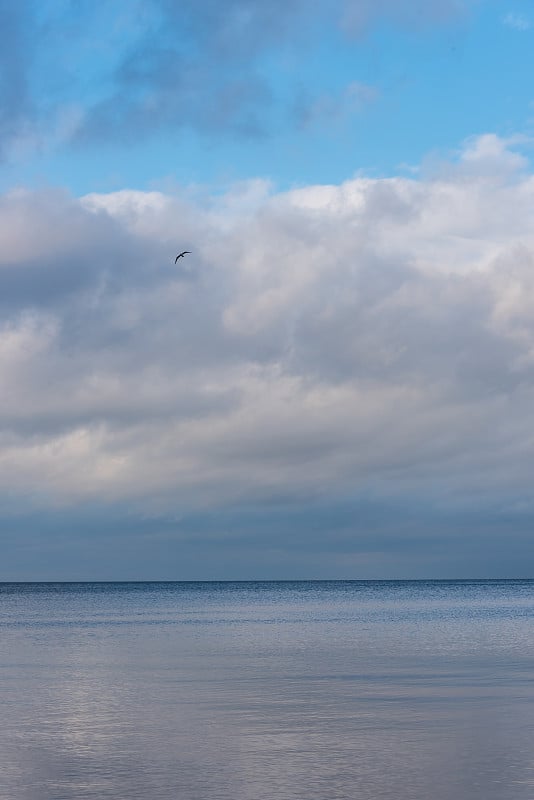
[1,580,533,799]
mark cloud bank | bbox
[1,134,533,534]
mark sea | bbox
[0,580,533,800]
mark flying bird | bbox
[175,251,191,263]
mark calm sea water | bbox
[0,580,533,800]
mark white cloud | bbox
[502,12,531,31]
[0,134,534,514]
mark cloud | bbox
[0,0,478,157]
[0,134,534,534]
[295,81,379,130]
[50,0,311,145]
[2,0,296,154]
[342,0,475,36]
[0,1,34,158]
[74,0,473,143]
[502,12,531,31]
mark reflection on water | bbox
[0,581,533,799]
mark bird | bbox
[175,251,191,263]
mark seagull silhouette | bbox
[175,251,191,263]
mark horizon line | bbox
[0,577,532,585]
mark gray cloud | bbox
[0,134,532,516]
[0,0,475,156]
[342,0,475,36]
[2,498,534,580]
[73,0,309,143]
[75,0,473,143]
[294,81,379,131]
[0,1,33,157]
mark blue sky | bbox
[3,0,534,193]
[1,0,534,579]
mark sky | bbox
[1,0,534,579]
